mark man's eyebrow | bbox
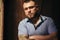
[29,6,35,8]
[24,6,35,9]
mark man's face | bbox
[23,1,39,19]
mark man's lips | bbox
[28,13,33,16]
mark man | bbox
[18,0,58,40]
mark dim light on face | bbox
[23,1,39,19]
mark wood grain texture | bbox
[0,0,3,40]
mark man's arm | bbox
[18,20,29,40]
[29,32,58,40]
[18,35,29,40]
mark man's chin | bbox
[27,17,33,19]
[27,17,32,19]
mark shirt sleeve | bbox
[18,22,28,35]
[47,18,57,34]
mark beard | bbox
[31,11,41,19]
[26,11,41,20]
[25,9,41,19]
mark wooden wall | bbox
[0,0,3,40]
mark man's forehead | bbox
[23,1,36,8]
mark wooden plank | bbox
[0,0,3,40]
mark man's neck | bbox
[30,16,41,25]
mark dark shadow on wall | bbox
[4,0,59,40]
[52,0,60,40]
[4,0,18,40]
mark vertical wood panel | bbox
[14,0,25,40]
[0,0,3,40]
[15,0,25,23]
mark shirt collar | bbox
[27,16,46,23]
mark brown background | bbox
[0,0,3,40]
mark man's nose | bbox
[27,8,31,12]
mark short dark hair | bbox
[23,0,42,6]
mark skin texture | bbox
[18,1,58,40]
[23,1,39,19]
[29,32,58,40]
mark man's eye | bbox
[24,8,28,10]
[24,6,35,10]
[29,6,34,9]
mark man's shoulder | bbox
[41,15,53,21]
[41,15,51,18]
[19,18,28,24]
